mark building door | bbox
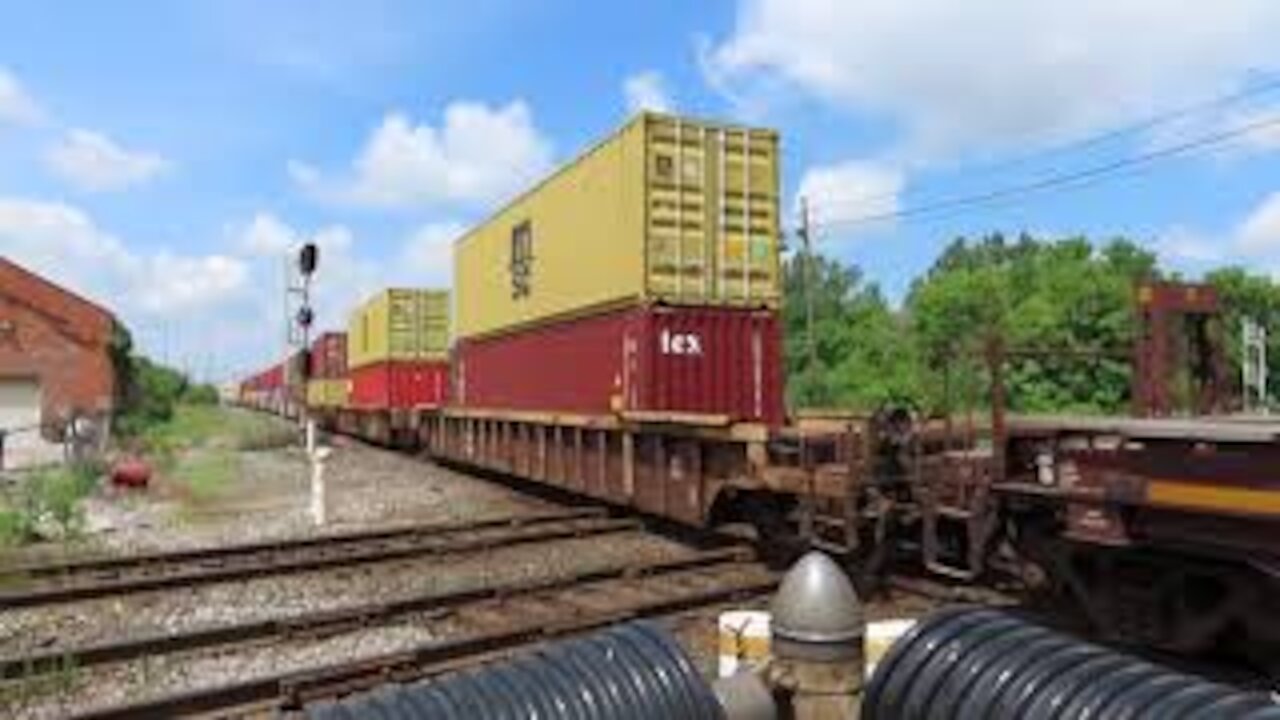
[0,377,52,469]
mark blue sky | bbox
[2,1,1280,380]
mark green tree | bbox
[783,252,919,409]
[904,234,1156,414]
[1206,266,1280,403]
[782,234,1275,416]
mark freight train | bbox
[238,112,1279,678]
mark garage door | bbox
[0,377,56,470]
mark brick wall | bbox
[0,260,115,437]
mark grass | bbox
[171,449,237,503]
[0,405,299,550]
[0,653,82,707]
[139,404,295,456]
[0,462,102,548]
[136,404,296,512]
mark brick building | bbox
[0,258,116,468]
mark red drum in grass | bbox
[111,457,151,489]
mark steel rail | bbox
[0,512,627,609]
[1,537,730,680]
[68,551,775,720]
[3,507,602,580]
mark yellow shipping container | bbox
[347,289,451,369]
[306,379,350,408]
[455,112,781,340]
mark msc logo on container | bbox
[659,329,703,356]
[510,220,534,300]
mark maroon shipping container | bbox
[262,364,284,390]
[349,360,451,409]
[309,332,348,379]
[456,305,784,425]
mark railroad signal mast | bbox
[284,242,330,525]
[284,242,319,418]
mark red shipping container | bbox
[309,332,348,379]
[456,305,784,425]
[263,364,284,390]
[349,360,451,409]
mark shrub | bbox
[182,384,220,405]
[0,506,32,547]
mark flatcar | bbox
[237,112,1279,678]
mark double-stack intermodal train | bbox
[239,112,1279,677]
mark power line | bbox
[811,75,1280,215]
[809,111,1280,233]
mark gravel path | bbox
[80,436,550,556]
[0,531,685,656]
[2,530,691,719]
[4,620,440,720]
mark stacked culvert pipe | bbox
[306,620,725,720]
[864,607,1279,720]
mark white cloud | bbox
[137,254,250,315]
[286,159,321,188]
[1236,191,1280,256]
[1225,106,1280,154]
[400,221,464,285]
[0,67,42,126]
[230,212,350,264]
[1140,101,1280,161]
[46,129,171,192]
[706,1,1280,162]
[795,159,905,230]
[229,211,389,337]
[293,99,553,209]
[624,71,674,114]
[237,212,300,256]
[1158,226,1225,265]
[0,197,248,318]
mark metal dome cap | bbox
[770,551,864,647]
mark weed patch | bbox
[0,462,102,546]
[171,449,236,503]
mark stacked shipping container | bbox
[454,112,784,425]
[307,332,349,408]
[239,362,285,411]
[347,289,451,409]
[457,304,784,424]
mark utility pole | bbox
[798,196,818,375]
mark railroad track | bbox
[56,548,773,719]
[0,508,629,609]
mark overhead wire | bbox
[807,111,1280,233]
[806,74,1280,217]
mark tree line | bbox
[109,323,219,437]
[782,233,1280,415]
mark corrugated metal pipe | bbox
[306,620,728,720]
[864,606,1279,720]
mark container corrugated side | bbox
[306,379,349,408]
[348,359,450,409]
[455,304,783,425]
[348,289,450,369]
[455,112,781,340]
[262,364,284,390]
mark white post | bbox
[306,418,317,456]
[310,444,330,526]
